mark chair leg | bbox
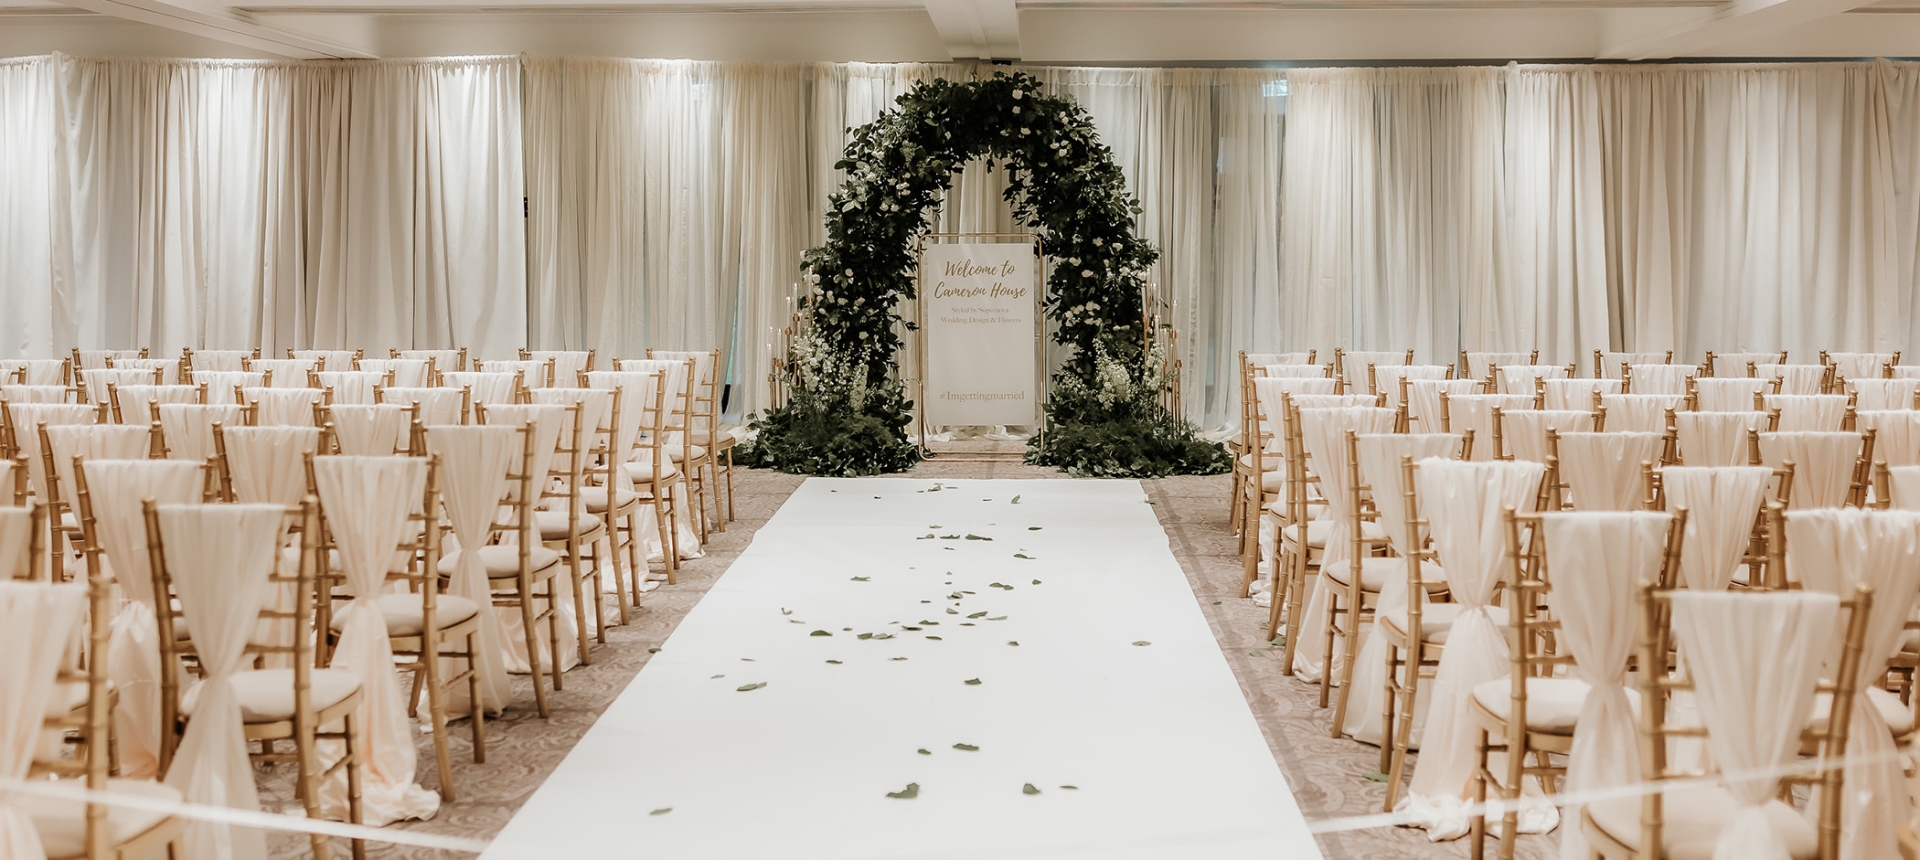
[1239,495,1261,599]
[723,449,736,523]
[296,698,329,860]
[466,632,487,764]
[1380,639,1400,774]
[1471,729,1490,860]
[566,542,593,665]
[1330,593,1364,735]
[422,637,455,802]
[589,537,609,645]
[606,521,632,626]
[664,487,683,585]
[344,711,367,860]
[518,583,551,718]
[1281,558,1311,673]
[1318,592,1339,709]
[545,584,564,691]
[1384,644,1420,811]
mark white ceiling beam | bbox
[1599,0,1879,58]
[49,0,377,57]
[921,0,1019,59]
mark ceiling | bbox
[1,0,1917,63]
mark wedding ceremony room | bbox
[6,0,1920,858]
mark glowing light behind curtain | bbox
[0,54,526,361]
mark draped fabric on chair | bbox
[81,460,207,780]
[157,404,243,463]
[1370,365,1447,409]
[0,509,29,580]
[1597,352,1668,379]
[1661,466,1773,591]
[1541,378,1618,411]
[1289,406,1399,681]
[1555,432,1661,510]
[1445,395,1535,461]
[1886,465,1920,509]
[1498,409,1593,463]
[1694,378,1769,412]
[1341,432,1462,746]
[45,426,150,500]
[0,581,87,860]
[1848,378,1920,411]
[424,426,518,715]
[1405,379,1483,435]
[158,503,286,860]
[1858,410,1920,467]
[315,371,384,406]
[1765,394,1849,432]
[327,405,412,456]
[0,360,66,386]
[380,388,464,426]
[1666,591,1838,860]
[1759,432,1863,509]
[244,388,321,427]
[0,386,72,405]
[443,372,518,405]
[358,360,430,389]
[1540,511,1670,860]
[7,403,96,500]
[1340,351,1408,390]
[1627,364,1693,396]
[193,372,262,404]
[1784,509,1920,860]
[1826,352,1893,383]
[1465,353,1531,382]
[310,457,441,825]
[1597,394,1684,434]
[1753,363,1828,395]
[1402,457,1549,839]
[1496,364,1565,395]
[1674,412,1768,467]
[478,404,580,673]
[222,427,321,506]
[111,385,196,421]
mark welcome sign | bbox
[920,241,1040,428]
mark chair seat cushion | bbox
[1237,453,1283,472]
[1809,685,1915,738]
[666,443,709,462]
[1277,518,1386,548]
[438,544,562,579]
[533,509,603,540]
[1585,786,1816,860]
[1378,602,1502,645]
[330,592,480,637]
[1470,676,1641,734]
[579,485,642,512]
[1322,556,1448,592]
[43,678,94,719]
[26,777,182,859]
[181,668,361,722]
[622,459,679,482]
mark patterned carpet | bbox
[265,461,1553,859]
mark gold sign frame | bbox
[911,231,1049,458]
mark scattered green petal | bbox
[946,608,959,615]
[780,608,793,616]
[1270,636,1286,646]
[647,648,661,653]
[736,682,767,692]
[964,534,992,541]
[968,611,988,619]
[1132,641,1151,647]
[710,674,724,679]
[851,576,870,581]
[918,534,935,540]
[926,636,943,640]
[902,626,922,631]
[1011,495,1021,504]
[1007,641,1019,646]
[917,749,931,755]
[964,678,981,685]
[811,630,833,637]
[886,783,920,799]
[789,619,805,624]
[741,658,755,661]
[1022,783,1040,795]
[857,632,874,640]
[650,807,672,815]
[1031,580,1041,585]
[826,660,843,664]
[892,657,908,661]
[1361,771,1389,782]
[1212,601,1222,605]
[873,633,895,640]
[1028,526,1042,531]
[952,743,979,751]
[1059,785,1078,790]
[1013,553,1034,560]
[988,616,1007,621]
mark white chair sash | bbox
[1827,352,1893,383]
[157,405,244,464]
[112,359,179,385]
[1496,364,1566,396]
[423,426,517,715]
[479,360,553,389]
[397,349,464,372]
[1628,364,1693,396]
[111,385,197,421]
[1406,379,1483,435]
[1543,511,1671,860]
[1556,432,1662,510]
[1847,378,1920,412]
[1288,406,1398,682]
[357,359,430,389]
[527,351,593,388]
[315,372,385,406]
[190,351,251,372]
[1754,363,1829,395]
[310,457,440,825]
[1694,377,1769,412]
[0,359,67,385]
[442,372,518,406]
[1498,409,1593,463]
[7,404,97,499]
[1674,411,1768,467]
[1660,466,1772,591]
[1340,350,1408,389]
[1542,378,1620,411]
[158,503,285,860]
[1402,457,1549,838]
[81,460,206,781]
[1784,509,1920,860]
[0,508,28,581]
[1857,410,1920,468]
[1598,352,1669,380]
[1445,395,1536,461]
[1758,431,1863,509]
[1710,351,1784,377]
[1257,364,1330,379]
[1370,365,1448,408]
[1252,378,1339,452]
[1340,433,1462,745]
[380,387,464,426]
[291,349,360,370]
[45,425,150,503]
[222,427,321,507]
[617,360,693,431]
[0,581,88,860]
[1765,394,1849,433]
[1667,591,1837,860]
[1465,352,1531,382]
[1597,393,1685,434]
[583,372,654,493]
[0,386,72,405]
[190,371,264,404]
[248,359,316,389]
[81,368,160,399]
[1246,352,1313,366]
[1885,465,1920,509]
[242,387,321,427]
[326,405,411,456]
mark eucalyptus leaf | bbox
[964,678,981,685]
[1013,553,1034,560]
[851,576,870,581]
[811,630,833,637]
[1132,641,1151,646]
[968,611,988,619]
[1022,783,1040,795]
[953,743,979,751]
[736,682,767,692]
[826,660,843,664]
[886,783,920,799]
[650,808,672,816]
[1007,641,1019,646]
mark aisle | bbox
[480,477,1317,860]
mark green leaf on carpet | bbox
[988,616,1007,621]
[736,682,767,692]
[781,608,793,616]
[1013,553,1034,560]
[810,630,832,637]
[1059,785,1078,790]
[1132,641,1151,646]
[964,678,981,685]
[851,576,870,581]
[1011,495,1021,504]
[873,633,895,640]
[710,674,724,679]
[919,620,940,625]
[917,749,931,755]
[925,636,943,640]
[1361,771,1389,782]
[1028,526,1041,531]
[902,626,922,631]
[968,611,988,618]
[953,743,979,751]
[647,648,661,653]
[1271,636,1286,646]
[826,660,843,664]
[1212,601,1222,605]
[857,633,874,640]
[964,534,992,541]
[886,783,920,799]
[960,622,976,626]
[650,808,672,816]
[946,608,959,614]
[918,534,935,540]
[1022,783,1040,795]
[1007,641,1019,646]
[892,657,908,661]
[941,534,961,539]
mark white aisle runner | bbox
[481,478,1319,859]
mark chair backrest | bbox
[1404,378,1484,434]
[1368,365,1449,409]
[1626,363,1694,396]
[79,367,162,404]
[1,384,79,405]
[1659,465,1775,591]
[1822,350,1898,383]
[1673,411,1769,467]
[441,371,522,406]
[154,403,249,463]
[1595,350,1672,379]
[1254,363,1332,379]
[214,425,322,505]
[110,357,182,385]
[1441,394,1536,460]
[314,370,389,406]
[1753,362,1833,395]
[396,348,466,373]
[1495,364,1570,396]
[476,403,567,486]
[43,424,155,511]
[73,458,213,609]
[522,349,596,385]
[1551,431,1663,510]
[1846,377,1920,412]
[356,358,432,388]
[1336,349,1411,389]
[324,404,415,456]
[379,386,468,426]
[109,383,201,424]
[1691,376,1768,412]
[1541,377,1619,411]
[72,348,146,372]
[289,348,361,370]
[1756,430,1871,509]
[242,386,324,427]
[1596,393,1684,434]
[1492,408,1593,464]
[0,358,71,386]
[1462,350,1537,383]
[186,349,255,373]
[1243,351,1315,367]
[1705,349,1787,377]
[0,504,47,579]
[480,359,556,389]
[1764,393,1852,433]
[190,370,265,404]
